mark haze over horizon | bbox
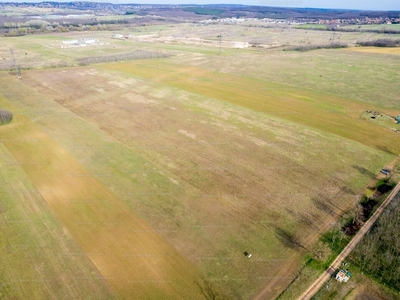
[3,0,400,11]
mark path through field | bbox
[297,173,400,300]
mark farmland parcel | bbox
[1,21,399,300]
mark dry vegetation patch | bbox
[346,46,400,55]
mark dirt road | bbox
[297,179,400,300]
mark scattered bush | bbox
[0,109,13,125]
[320,227,350,255]
[310,240,332,262]
[376,178,396,194]
[285,42,348,51]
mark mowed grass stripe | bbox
[101,61,400,154]
[0,144,116,299]
[0,103,204,299]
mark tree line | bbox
[349,192,400,292]
[1,20,129,37]
[295,26,400,35]
[285,42,348,52]
[356,39,400,47]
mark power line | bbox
[10,48,21,79]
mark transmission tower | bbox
[10,49,21,78]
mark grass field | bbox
[1,19,400,300]
[0,6,83,16]
[342,24,400,31]
[0,95,207,299]
[0,143,115,299]
[295,24,328,29]
[166,46,400,110]
[96,15,141,21]
[102,60,400,154]
[2,25,399,105]
[0,56,395,299]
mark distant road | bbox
[297,180,400,300]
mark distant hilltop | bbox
[0,2,399,20]
[0,1,399,31]
[1,2,185,11]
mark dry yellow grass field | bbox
[345,46,400,55]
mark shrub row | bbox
[285,42,348,52]
[357,38,400,47]
[77,51,171,65]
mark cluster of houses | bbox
[198,17,305,26]
[316,17,399,26]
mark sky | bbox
[7,1,400,11]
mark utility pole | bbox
[219,33,222,55]
[10,49,21,79]
[331,32,335,43]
